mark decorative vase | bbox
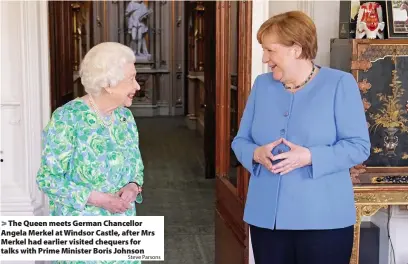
[383,127,399,156]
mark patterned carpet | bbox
[135,117,215,264]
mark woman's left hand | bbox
[117,183,142,203]
[271,138,312,175]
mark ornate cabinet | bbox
[350,39,408,264]
[351,39,408,173]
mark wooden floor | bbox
[135,116,215,264]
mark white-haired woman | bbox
[37,42,143,222]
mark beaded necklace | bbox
[283,63,316,91]
[88,94,114,127]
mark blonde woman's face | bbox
[261,34,299,83]
[108,63,140,107]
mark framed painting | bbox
[386,0,408,38]
[351,39,408,174]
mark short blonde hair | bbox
[257,11,317,60]
[79,42,136,96]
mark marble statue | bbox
[126,0,153,61]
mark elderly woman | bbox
[232,11,370,264]
[37,42,143,220]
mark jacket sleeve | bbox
[231,76,262,176]
[308,73,371,179]
[36,108,92,211]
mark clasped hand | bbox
[90,183,142,214]
[253,138,311,175]
[117,183,142,203]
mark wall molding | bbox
[39,0,51,130]
[392,206,408,218]
[1,1,49,217]
[27,0,50,216]
[1,102,21,106]
[297,0,315,20]
[1,1,31,216]
[251,0,269,85]
[21,0,43,213]
[21,1,49,216]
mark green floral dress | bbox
[37,99,144,264]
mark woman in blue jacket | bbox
[232,11,370,264]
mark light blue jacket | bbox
[232,67,371,230]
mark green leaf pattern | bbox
[36,99,144,264]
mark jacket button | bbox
[284,111,289,117]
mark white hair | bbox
[79,42,136,96]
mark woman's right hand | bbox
[253,138,283,171]
[88,191,130,214]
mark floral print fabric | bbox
[37,99,144,264]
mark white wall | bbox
[250,1,408,264]
[249,2,271,262]
[267,0,339,67]
[0,0,49,222]
[370,208,408,264]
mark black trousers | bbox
[250,224,354,264]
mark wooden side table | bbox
[351,185,408,264]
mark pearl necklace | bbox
[88,94,114,127]
[283,63,316,91]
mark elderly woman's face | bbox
[261,33,300,82]
[107,63,140,107]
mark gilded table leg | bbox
[350,204,386,264]
[350,205,362,264]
